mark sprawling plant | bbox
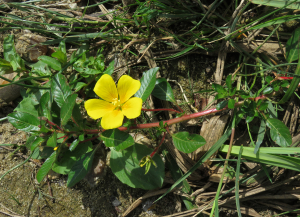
[1,25,300,196]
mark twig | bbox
[122,187,179,217]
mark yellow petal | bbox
[117,75,141,104]
[85,99,115,119]
[121,97,142,119]
[94,74,118,102]
[101,109,124,129]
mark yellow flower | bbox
[85,74,142,129]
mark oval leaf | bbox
[266,118,292,147]
[216,100,228,110]
[135,67,159,102]
[38,56,61,71]
[39,92,51,120]
[110,143,164,190]
[36,152,56,183]
[30,137,44,152]
[103,60,115,75]
[67,150,95,187]
[172,132,206,153]
[53,141,93,175]
[61,94,78,126]
[8,112,40,132]
[100,129,135,151]
[286,27,300,63]
[51,73,72,108]
[152,78,175,102]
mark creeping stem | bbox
[150,132,166,158]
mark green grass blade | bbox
[220,145,300,172]
[235,146,242,217]
[278,49,300,104]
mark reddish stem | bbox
[150,132,166,158]
[45,119,63,131]
[57,135,67,140]
[142,108,181,114]
[175,104,184,113]
[278,76,294,80]
[83,101,246,134]
[61,135,69,144]
[79,136,98,144]
[41,80,49,85]
[71,117,79,127]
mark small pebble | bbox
[111,196,121,207]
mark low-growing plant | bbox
[1,23,300,214]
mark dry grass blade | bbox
[122,187,179,217]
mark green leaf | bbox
[110,143,165,190]
[135,67,159,102]
[67,150,95,187]
[69,139,79,151]
[39,92,51,120]
[259,102,269,111]
[262,86,273,94]
[228,99,235,109]
[74,82,86,92]
[31,147,53,160]
[100,129,135,151]
[226,75,232,90]
[52,50,67,65]
[172,132,206,153]
[287,27,300,63]
[52,40,67,65]
[8,112,40,132]
[215,93,227,100]
[53,141,93,175]
[69,134,84,151]
[30,137,44,152]
[60,94,78,126]
[246,115,254,123]
[3,35,17,62]
[25,135,37,149]
[38,56,61,71]
[152,78,175,103]
[84,68,102,75]
[51,73,72,108]
[103,60,115,75]
[266,118,292,147]
[212,83,227,95]
[15,97,38,117]
[216,100,228,110]
[72,104,84,129]
[47,133,57,148]
[36,152,56,183]
[31,61,52,76]
[0,58,13,75]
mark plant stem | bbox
[150,132,166,158]
[142,108,181,114]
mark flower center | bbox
[112,99,122,110]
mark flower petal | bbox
[85,99,115,119]
[121,97,142,119]
[101,110,124,129]
[117,75,141,104]
[94,74,118,102]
